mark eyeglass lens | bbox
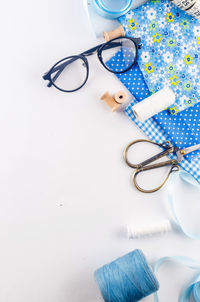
[101,37,137,73]
[50,57,88,92]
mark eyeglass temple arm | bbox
[43,57,77,87]
[43,42,123,87]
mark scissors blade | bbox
[181,143,200,155]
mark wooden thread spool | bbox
[103,26,125,42]
[101,91,127,112]
[114,91,127,104]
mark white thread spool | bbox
[127,219,172,239]
[132,87,176,122]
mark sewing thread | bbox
[132,87,175,122]
[127,219,172,239]
[94,249,159,302]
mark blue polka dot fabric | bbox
[106,54,200,181]
[154,105,200,161]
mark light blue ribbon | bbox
[167,170,200,240]
[153,256,200,302]
[153,170,200,301]
[92,0,133,19]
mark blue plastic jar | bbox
[92,0,133,19]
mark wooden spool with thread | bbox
[103,26,125,42]
[100,91,127,111]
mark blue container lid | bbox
[93,0,133,19]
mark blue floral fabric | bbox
[118,0,200,115]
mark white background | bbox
[1,0,200,301]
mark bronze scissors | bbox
[123,139,200,193]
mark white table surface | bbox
[1,0,200,301]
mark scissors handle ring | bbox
[123,139,173,169]
[133,164,180,193]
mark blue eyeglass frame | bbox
[43,37,141,93]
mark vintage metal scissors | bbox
[124,139,200,193]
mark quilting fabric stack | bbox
[106,0,200,182]
[106,56,200,182]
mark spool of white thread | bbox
[127,219,172,239]
[132,87,176,122]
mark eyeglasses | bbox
[43,37,141,93]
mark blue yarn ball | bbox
[94,249,159,302]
